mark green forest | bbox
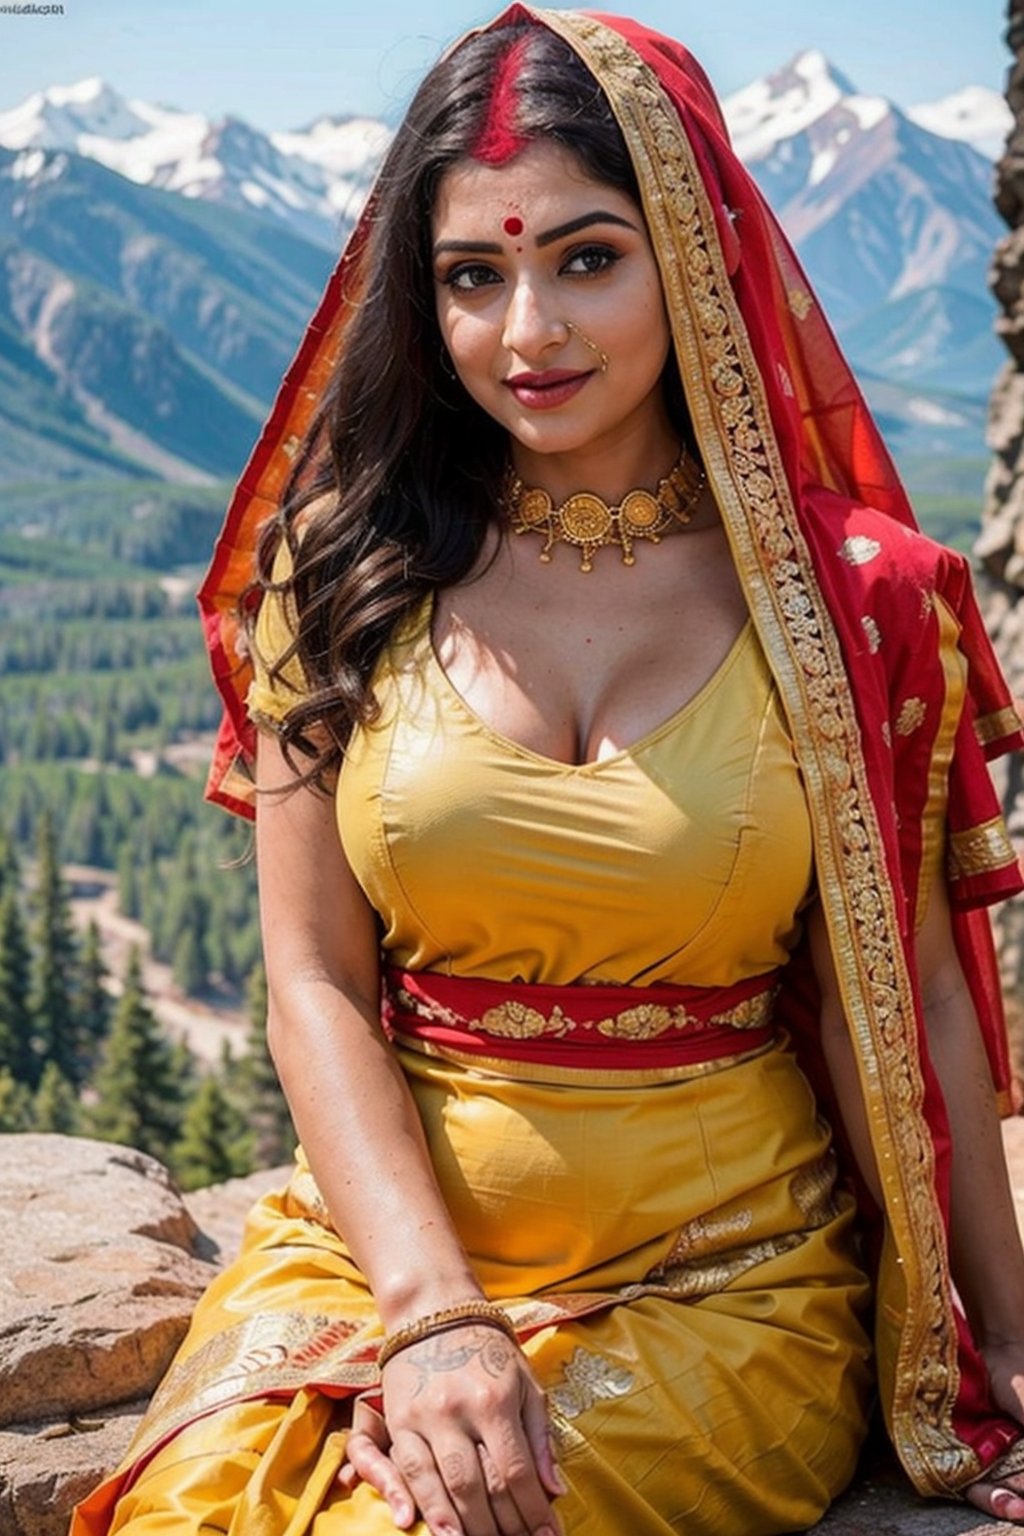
[0,476,294,1186]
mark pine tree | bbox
[0,889,37,1086]
[75,919,111,1077]
[116,844,140,921]
[0,827,19,903]
[0,1067,33,1131]
[172,1073,249,1191]
[236,964,294,1169]
[30,813,80,1086]
[87,947,185,1164]
[172,923,209,996]
[33,1060,80,1134]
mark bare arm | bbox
[256,731,479,1327]
[811,878,1024,1520]
[254,734,562,1536]
[913,874,1024,1349]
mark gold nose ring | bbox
[565,320,609,374]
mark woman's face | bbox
[431,140,674,480]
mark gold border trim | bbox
[916,595,966,924]
[948,816,1019,880]
[975,705,1022,747]
[394,1032,776,1087]
[538,9,972,1492]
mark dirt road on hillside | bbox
[66,865,249,1065]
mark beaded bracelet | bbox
[378,1300,519,1371]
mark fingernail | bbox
[552,1465,569,1495]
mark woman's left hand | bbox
[338,1396,419,1527]
[965,1342,1024,1523]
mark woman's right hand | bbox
[371,1320,565,1536]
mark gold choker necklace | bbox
[502,449,706,572]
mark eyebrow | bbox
[433,238,504,257]
[433,210,638,260]
[535,210,638,246]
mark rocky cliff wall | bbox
[982,0,1024,1010]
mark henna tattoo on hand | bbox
[401,1326,516,1397]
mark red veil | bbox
[196,6,1024,1496]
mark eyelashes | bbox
[560,244,622,276]
[442,263,503,293]
[439,243,624,292]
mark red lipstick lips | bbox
[504,368,592,409]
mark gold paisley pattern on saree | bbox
[643,1155,839,1299]
[649,1233,809,1300]
[838,535,882,566]
[861,615,882,654]
[791,1152,842,1225]
[540,8,971,1492]
[895,698,927,737]
[549,1347,637,1420]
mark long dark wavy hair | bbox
[250,21,676,788]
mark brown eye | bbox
[444,263,502,293]
[561,245,621,276]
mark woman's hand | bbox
[342,1321,565,1536]
[965,1342,1024,1523]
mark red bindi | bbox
[503,215,524,237]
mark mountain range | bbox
[0,54,1011,492]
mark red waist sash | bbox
[383,967,779,1070]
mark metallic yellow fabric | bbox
[98,1040,871,1536]
[251,574,813,988]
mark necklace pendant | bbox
[501,448,705,571]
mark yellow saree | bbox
[82,1039,870,1535]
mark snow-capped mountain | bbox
[0,78,389,251]
[907,86,1012,162]
[0,57,1008,486]
[722,52,1004,397]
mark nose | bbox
[501,275,565,362]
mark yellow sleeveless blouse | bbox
[249,573,813,988]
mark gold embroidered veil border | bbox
[533,8,971,1494]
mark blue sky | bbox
[0,0,1006,129]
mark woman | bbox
[74,7,1024,1534]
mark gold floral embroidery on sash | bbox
[948,817,1018,880]
[540,8,972,1492]
[787,287,813,320]
[895,698,927,737]
[975,705,1022,747]
[394,985,777,1041]
[549,1347,636,1419]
